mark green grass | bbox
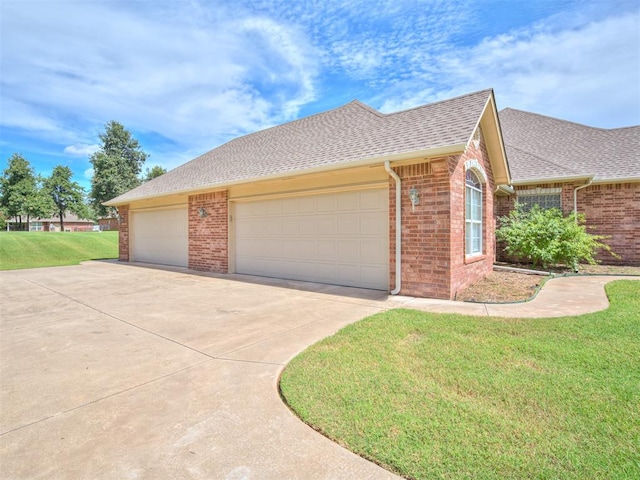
[280,281,640,480]
[0,231,118,270]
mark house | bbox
[7,213,96,232]
[496,108,640,265]
[98,217,120,231]
[105,89,511,299]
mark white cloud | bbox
[0,0,320,153]
[64,144,100,156]
[83,168,94,180]
[376,12,640,127]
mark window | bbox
[465,170,482,256]
[516,189,561,212]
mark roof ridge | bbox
[348,99,384,117]
[499,107,626,132]
[383,88,493,117]
[218,99,382,148]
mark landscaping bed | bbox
[456,264,640,303]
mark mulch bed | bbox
[456,264,640,303]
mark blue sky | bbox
[1,0,639,191]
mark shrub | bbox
[496,205,618,270]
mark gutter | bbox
[591,176,640,185]
[494,184,514,195]
[384,161,402,295]
[510,174,593,186]
[573,176,594,222]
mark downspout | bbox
[384,161,402,295]
[573,177,593,223]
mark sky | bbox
[1,0,639,191]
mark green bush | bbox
[496,205,618,270]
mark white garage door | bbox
[131,207,188,267]
[235,188,388,290]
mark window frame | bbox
[516,188,562,212]
[465,169,483,257]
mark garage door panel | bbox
[235,189,388,290]
[132,208,188,267]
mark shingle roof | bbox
[499,108,640,183]
[107,89,494,204]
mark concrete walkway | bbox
[0,262,637,479]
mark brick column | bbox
[188,191,229,272]
[117,205,129,261]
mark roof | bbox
[8,213,94,223]
[499,108,640,184]
[107,89,500,205]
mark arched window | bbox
[465,169,482,256]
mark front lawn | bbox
[280,280,640,479]
[0,231,118,270]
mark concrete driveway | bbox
[0,261,398,479]
[1,262,635,479]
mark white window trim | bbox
[465,166,484,258]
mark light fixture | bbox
[472,128,481,149]
[198,207,208,218]
[409,187,420,212]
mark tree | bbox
[43,166,88,231]
[142,165,167,182]
[0,154,52,230]
[90,121,147,217]
[496,204,618,270]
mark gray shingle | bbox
[499,108,640,183]
[107,90,493,204]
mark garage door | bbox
[131,207,188,267]
[235,188,388,290]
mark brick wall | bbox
[117,205,129,261]
[390,159,452,299]
[495,182,639,265]
[188,191,229,272]
[579,183,639,265]
[449,141,496,297]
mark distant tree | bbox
[142,165,167,182]
[90,121,147,217]
[43,166,88,231]
[0,154,52,230]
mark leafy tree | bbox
[142,165,167,182]
[496,204,618,270]
[90,121,147,217]
[0,154,52,230]
[43,165,88,231]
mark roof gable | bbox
[107,89,505,205]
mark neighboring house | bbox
[105,89,511,299]
[496,108,640,265]
[7,213,96,232]
[98,217,120,231]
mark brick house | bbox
[7,213,96,232]
[105,89,511,299]
[496,108,640,265]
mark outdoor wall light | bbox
[198,207,208,218]
[409,187,420,212]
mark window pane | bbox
[517,194,561,212]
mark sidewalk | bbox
[386,275,639,318]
